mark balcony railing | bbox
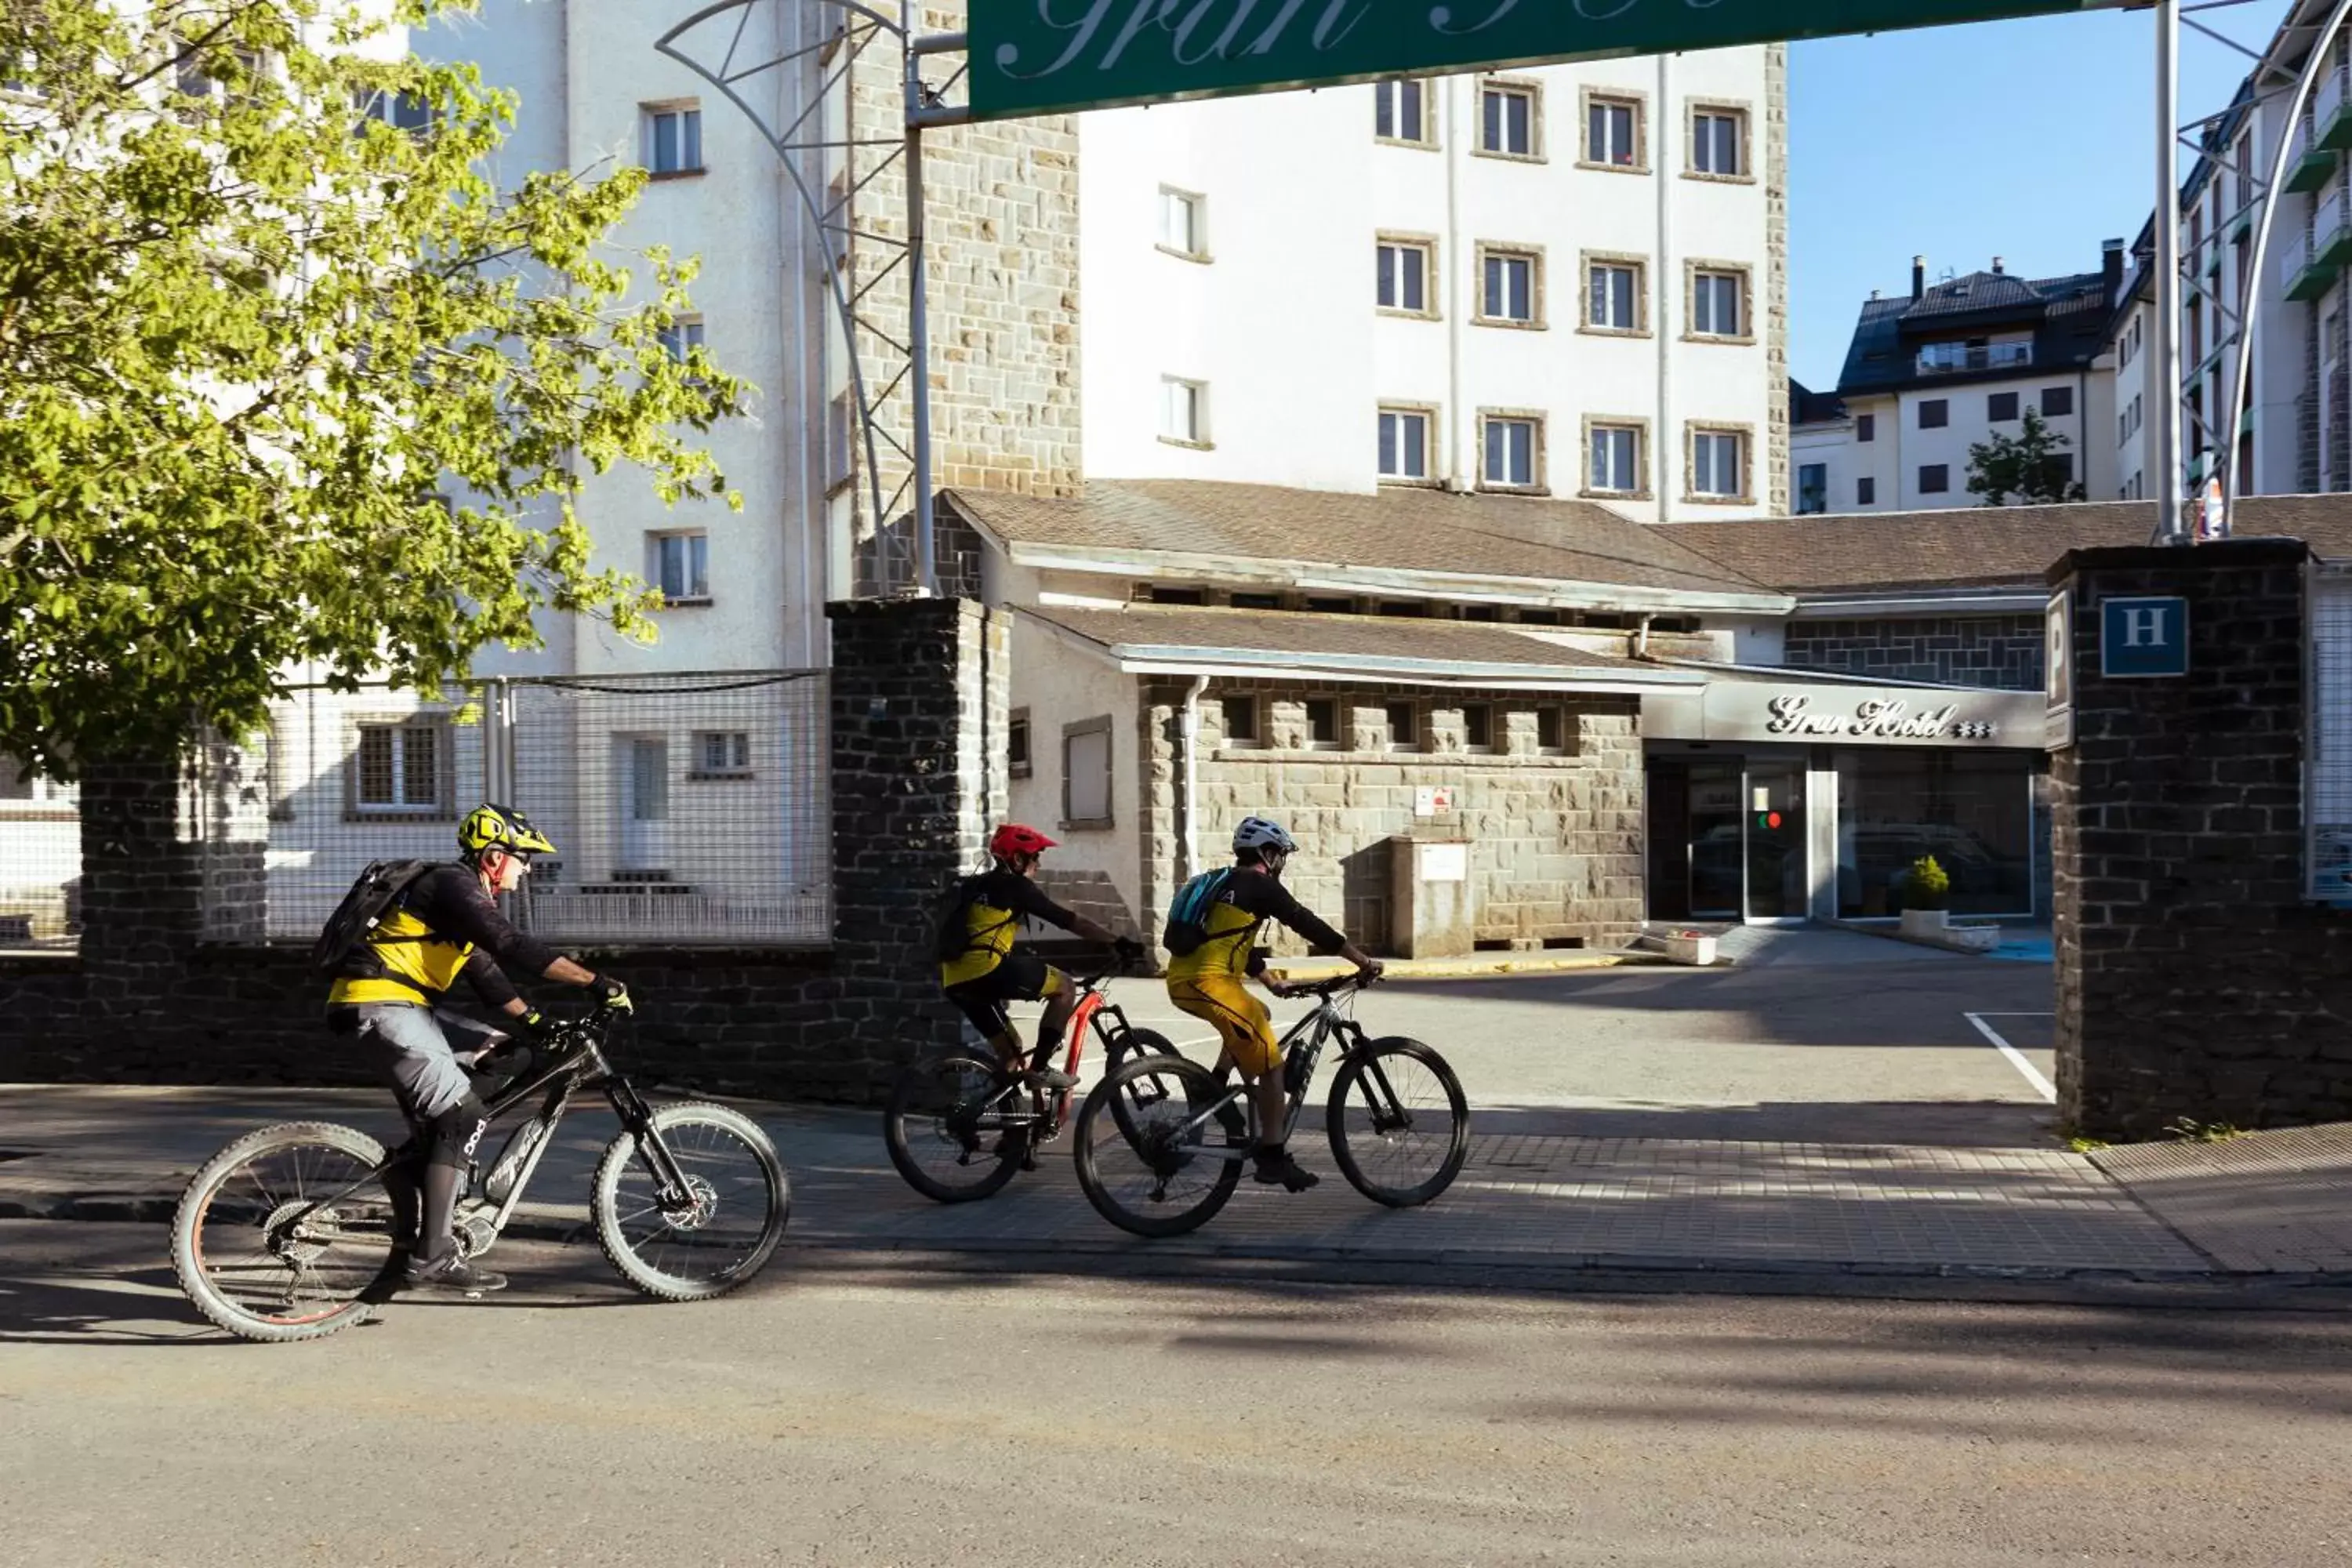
[1915,342,2033,376]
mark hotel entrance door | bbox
[1646,754,1808,923]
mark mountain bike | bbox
[884,965,1179,1203]
[1071,973,1468,1237]
[170,1000,789,1343]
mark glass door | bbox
[1686,762,1744,920]
[1744,758,1807,921]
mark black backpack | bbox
[1163,868,1233,958]
[310,858,433,977]
[931,873,982,963]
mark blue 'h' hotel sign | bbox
[2100,596,2190,679]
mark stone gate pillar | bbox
[2049,539,2352,1139]
[825,597,1008,1099]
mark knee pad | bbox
[426,1094,492,1172]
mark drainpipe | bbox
[1444,76,1468,491]
[1179,676,1208,881]
[1635,613,1657,659]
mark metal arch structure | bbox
[654,0,967,597]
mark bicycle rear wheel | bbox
[1073,1054,1247,1238]
[170,1121,413,1343]
[884,1050,1029,1203]
[1100,1025,1182,1143]
[593,1102,789,1301]
[1325,1038,1469,1207]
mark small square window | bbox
[1692,270,1743,337]
[1305,699,1341,746]
[1857,475,1877,506]
[2041,385,2076,417]
[1919,399,1950,430]
[1588,261,1641,331]
[1305,597,1356,615]
[353,719,448,815]
[1857,413,1876,443]
[1375,78,1428,144]
[644,105,703,174]
[1483,416,1540,489]
[1384,702,1418,752]
[1229,592,1282,611]
[1220,696,1261,746]
[1160,377,1207,445]
[1462,703,1494,752]
[657,317,706,362]
[1480,83,1537,157]
[1519,608,1563,626]
[1988,390,2020,423]
[1008,712,1031,779]
[1461,604,1500,622]
[1919,463,1951,495]
[1158,187,1205,259]
[1589,423,1641,493]
[1377,238,1433,314]
[1692,108,1744,176]
[691,731,753,778]
[1378,407,1432,481]
[1536,707,1566,753]
[1148,586,1207,605]
[1480,249,1539,324]
[1587,96,1639,166]
[1691,430,1744,499]
[362,89,433,132]
[651,531,710,602]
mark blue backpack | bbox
[1162,869,1233,957]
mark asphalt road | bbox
[5,1221,2344,1568]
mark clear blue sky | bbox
[1789,4,2276,391]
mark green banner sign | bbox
[967,1,2128,122]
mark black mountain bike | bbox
[1072,973,1468,1237]
[170,1000,789,1342]
[884,967,1178,1203]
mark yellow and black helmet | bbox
[459,802,557,862]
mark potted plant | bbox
[1898,855,1951,939]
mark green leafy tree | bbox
[1965,408,2087,507]
[0,0,746,777]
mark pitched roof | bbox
[1662,496,2352,595]
[1020,603,1699,689]
[1836,269,2112,398]
[1791,379,1847,426]
[946,480,1781,604]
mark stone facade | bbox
[0,600,1010,1105]
[2050,540,2352,1139]
[1783,615,2045,691]
[1764,43,1791,518]
[1137,678,1646,959]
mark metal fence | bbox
[183,670,832,947]
[2311,564,2352,905]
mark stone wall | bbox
[1784,615,2045,691]
[1137,678,1646,958]
[2050,540,2352,1139]
[0,600,1009,1105]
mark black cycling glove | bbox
[1112,936,1145,969]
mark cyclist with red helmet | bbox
[940,824,1142,1086]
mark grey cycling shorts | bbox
[347,1003,508,1123]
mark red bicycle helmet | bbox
[989,823,1058,859]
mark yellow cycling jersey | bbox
[1162,866,1348,983]
[326,904,476,1005]
[939,867,1077,989]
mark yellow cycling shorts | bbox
[1167,975,1280,1079]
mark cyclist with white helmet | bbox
[1161,816,1383,1192]
[323,802,630,1295]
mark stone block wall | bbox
[1784,615,2045,691]
[1138,678,1646,959]
[0,600,1009,1105]
[2050,540,2352,1139]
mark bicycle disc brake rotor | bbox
[659,1174,719,1232]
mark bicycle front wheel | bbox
[170,1121,413,1343]
[593,1102,789,1301]
[1326,1038,1469,1207]
[884,1050,1029,1203]
[1073,1054,1247,1238]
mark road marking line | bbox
[1965,1011,2056,1104]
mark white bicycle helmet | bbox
[1232,816,1298,856]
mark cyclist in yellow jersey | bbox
[940,824,1141,1087]
[1163,817,1383,1192]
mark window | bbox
[1797,462,1828,514]
[1690,429,1744,499]
[354,719,447,815]
[644,104,703,174]
[1305,699,1341,747]
[1588,423,1642,494]
[1147,586,1207,605]
[1919,463,1951,495]
[1691,108,1744,176]
[2041,385,2076,417]
[1157,187,1206,260]
[1062,717,1113,828]
[1480,82,1537,157]
[1160,377,1207,445]
[691,731,752,779]
[1535,707,1566,753]
[1857,413,1876,444]
[1384,701,1418,752]
[1378,407,1432,481]
[1008,711,1031,779]
[1988,391,2020,423]
[1460,604,1500,622]
[1220,696,1261,747]
[1691,269,1743,337]
[1377,238,1433,314]
[828,391,855,494]
[1461,703,1494,753]
[651,530,710,602]
[1586,95,1639,167]
[1482,416,1540,488]
[1519,608,1563,626]
[1857,475,1877,506]
[1229,592,1282,611]
[1480,248,1539,324]
[1919,399,1949,430]
[1305,597,1356,615]
[657,317,706,362]
[361,89,432,132]
[1374,78,1428,143]
[2038,453,2076,492]
[1588,260,1642,332]
[1379,601,1431,618]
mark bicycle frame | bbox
[1174,985,1372,1163]
[1011,972,1130,1132]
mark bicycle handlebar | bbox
[1276,970,1380,1000]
